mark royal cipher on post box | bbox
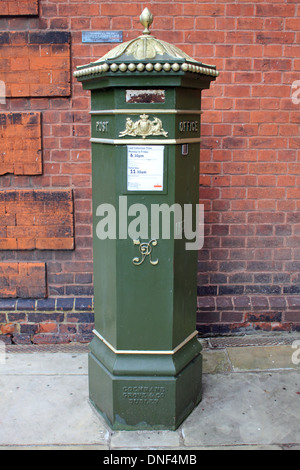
[74,9,218,430]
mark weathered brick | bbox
[0,190,74,251]
[29,31,70,44]
[0,32,71,97]
[31,334,69,344]
[197,296,215,311]
[246,312,282,322]
[0,263,46,299]
[0,113,42,176]
[216,297,233,310]
[38,322,58,333]
[0,0,39,16]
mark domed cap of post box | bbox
[74,8,219,80]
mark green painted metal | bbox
[75,32,217,429]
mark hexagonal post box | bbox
[74,8,218,430]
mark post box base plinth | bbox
[88,347,202,431]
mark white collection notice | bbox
[127,145,164,191]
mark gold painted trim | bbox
[74,62,219,78]
[90,137,201,145]
[132,238,159,266]
[140,7,153,35]
[92,329,198,355]
[90,109,203,115]
[119,114,168,139]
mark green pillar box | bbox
[74,9,218,430]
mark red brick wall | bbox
[0,31,71,97]
[0,0,299,342]
[0,189,74,250]
[0,262,45,298]
[0,0,39,17]
[0,112,42,175]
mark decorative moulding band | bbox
[74,62,219,79]
[93,328,198,356]
[90,137,202,145]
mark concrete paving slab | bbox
[0,352,88,376]
[226,345,298,371]
[110,430,180,449]
[181,371,300,447]
[202,350,232,374]
[0,374,109,446]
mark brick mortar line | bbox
[0,297,94,312]
[0,297,299,312]
[198,295,300,311]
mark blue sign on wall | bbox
[82,31,123,43]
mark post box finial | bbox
[140,8,153,35]
[74,6,219,78]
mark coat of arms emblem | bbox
[119,114,168,139]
